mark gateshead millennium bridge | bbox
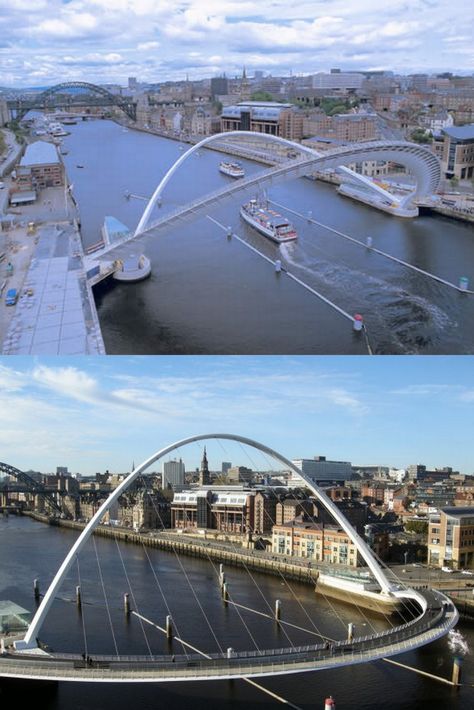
[0,434,458,684]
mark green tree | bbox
[250,91,275,102]
[410,129,433,144]
[405,520,428,535]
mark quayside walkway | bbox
[0,589,458,682]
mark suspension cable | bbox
[92,535,119,657]
[114,537,153,658]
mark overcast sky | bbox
[0,0,473,88]
[0,355,473,475]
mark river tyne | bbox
[59,120,474,355]
[1,516,473,709]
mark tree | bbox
[405,520,428,535]
[410,128,433,144]
[250,91,274,102]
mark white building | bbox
[291,456,352,484]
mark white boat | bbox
[219,160,245,178]
[240,199,297,243]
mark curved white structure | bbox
[134,131,441,236]
[16,433,402,651]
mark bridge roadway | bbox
[0,589,458,682]
[88,140,439,272]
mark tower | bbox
[240,66,251,102]
[199,447,210,486]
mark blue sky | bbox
[0,355,473,475]
[0,0,472,87]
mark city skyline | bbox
[0,0,473,88]
[0,355,473,474]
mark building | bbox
[311,72,364,93]
[333,113,378,142]
[313,499,368,535]
[211,76,228,99]
[171,488,255,533]
[16,140,64,192]
[432,124,474,180]
[361,483,386,506]
[272,520,359,566]
[275,497,313,525]
[221,462,232,474]
[212,491,255,533]
[118,489,171,530]
[254,489,280,534]
[428,507,474,569]
[220,101,303,140]
[226,466,253,484]
[291,456,352,484]
[171,490,213,529]
[199,447,210,486]
[162,458,185,489]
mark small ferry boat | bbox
[240,199,297,243]
[219,160,245,178]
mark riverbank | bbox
[25,512,403,614]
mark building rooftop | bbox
[20,140,60,167]
[441,506,474,517]
[442,124,474,140]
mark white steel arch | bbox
[134,131,322,236]
[17,433,400,651]
[134,131,441,237]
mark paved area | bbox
[1,222,104,354]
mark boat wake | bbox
[279,243,453,354]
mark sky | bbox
[0,355,473,475]
[0,0,473,88]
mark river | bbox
[1,516,473,709]
[60,120,474,355]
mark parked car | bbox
[5,288,18,306]
[441,566,453,573]
[461,569,474,575]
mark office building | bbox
[162,458,185,489]
[428,507,474,569]
[291,456,352,484]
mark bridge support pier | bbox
[222,582,229,605]
[75,585,81,608]
[347,622,354,642]
[452,657,462,687]
[275,599,281,621]
[124,593,130,615]
[166,615,173,640]
[34,579,40,601]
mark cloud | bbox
[0,0,473,86]
[31,365,156,413]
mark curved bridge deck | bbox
[90,140,440,267]
[0,590,458,682]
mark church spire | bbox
[240,66,251,102]
[199,446,210,486]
